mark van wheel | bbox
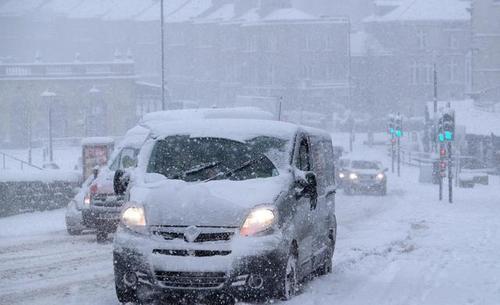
[96,230,107,243]
[380,184,387,196]
[319,224,336,276]
[114,262,138,304]
[67,227,82,236]
[277,250,298,300]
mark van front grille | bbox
[155,271,227,289]
[151,227,235,243]
[152,249,231,257]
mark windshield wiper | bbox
[171,161,221,179]
[204,155,265,182]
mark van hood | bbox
[131,175,289,227]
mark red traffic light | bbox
[440,147,447,157]
[440,161,447,170]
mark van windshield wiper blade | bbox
[204,155,265,182]
[172,161,221,179]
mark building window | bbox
[417,30,427,49]
[449,33,459,49]
[424,64,434,84]
[245,35,257,52]
[410,61,419,84]
[449,59,459,83]
[326,35,335,50]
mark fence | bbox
[1,151,43,171]
[0,180,79,217]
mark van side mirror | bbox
[92,166,99,179]
[295,171,318,209]
[113,169,130,195]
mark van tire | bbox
[276,246,299,300]
[67,227,82,236]
[114,263,138,304]
[96,230,107,243]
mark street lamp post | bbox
[41,90,56,163]
[160,0,166,110]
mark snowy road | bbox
[1,146,500,305]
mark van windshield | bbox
[147,136,288,182]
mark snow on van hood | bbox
[130,175,289,227]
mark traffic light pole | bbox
[448,142,453,203]
[439,144,443,201]
[397,136,401,177]
[391,136,395,174]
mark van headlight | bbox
[240,206,276,237]
[376,173,385,180]
[121,204,147,232]
[349,173,358,180]
[83,193,91,206]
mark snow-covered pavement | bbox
[1,145,499,305]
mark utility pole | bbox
[160,0,166,111]
[432,63,438,153]
[41,90,56,163]
[278,96,283,121]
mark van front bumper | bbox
[113,226,286,300]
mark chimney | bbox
[234,0,258,16]
[258,0,292,17]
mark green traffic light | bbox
[389,128,395,134]
[438,133,445,142]
[444,131,453,141]
[395,130,402,138]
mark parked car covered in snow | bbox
[112,119,337,304]
[458,157,490,188]
[343,160,387,196]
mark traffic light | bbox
[437,116,444,142]
[395,116,403,138]
[440,147,447,158]
[388,115,395,135]
[437,110,455,142]
[442,111,455,141]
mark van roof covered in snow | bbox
[144,119,330,142]
[140,107,275,123]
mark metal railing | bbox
[0,61,135,79]
[1,151,43,171]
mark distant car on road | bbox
[336,158,350,188]
[343,160,387,196]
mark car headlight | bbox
[376,173,385,180]
[83,193,91,206]
[121,204,147,232]
[349,173,358,180]
[339,172,345,179]
[240,206,276,237]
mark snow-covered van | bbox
[65,108,274,240]
[112,119,337,304]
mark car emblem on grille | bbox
[184,226,201,243]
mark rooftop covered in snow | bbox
[365,0,471,23]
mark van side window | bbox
[310,136,326,195]
[297,138,311,171]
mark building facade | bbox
[471,0,500,106]
[0,58,137,147]
[359,0,472,115]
